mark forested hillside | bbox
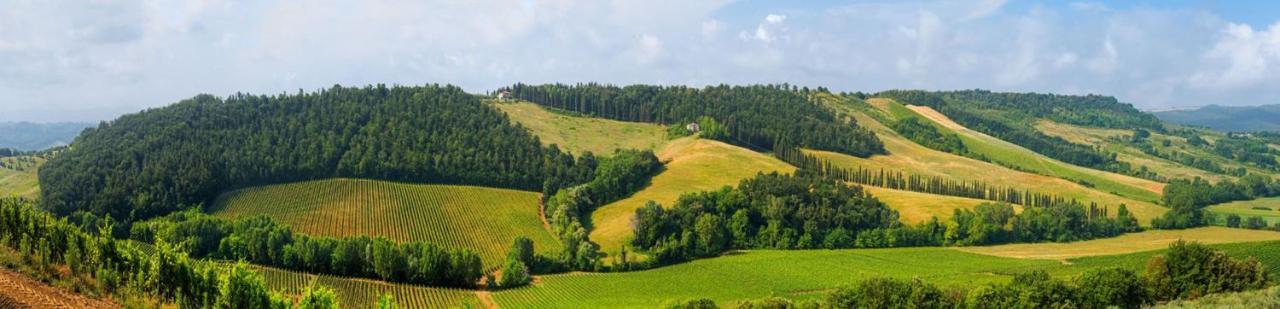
[39,85,593,222]
[504,83,884,157]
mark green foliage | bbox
[1227,214,1242,227]
[662,298,719,309]
[507,83,885,157]
[1155,176,1280,229]
[696,116,729,141]
[1076,268,1150,309]
[543,149,663,270]
[824,277,957,309]
[499,258,532,288]
[40,84,593,223]
[1145,240,1269,300]
[296,286,340,309]
[890,117,967,155]
[376,293,398,309]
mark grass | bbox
[490,240,1280,308]
[587,137,795,257]
[0,156,42,199]
[959,227,1280,260]
[807,97,1165,224]
[899,102,1164,203]
[862,186,1006,223]
[255,265,481,309]
[211,178,559,267]
[1034,120,1231,183]
[492,101,669,156]
[1208,197,1280,225]
[1156,286,1280,308]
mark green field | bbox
[493,101,669,156]
[1208,197,1280,225]
[807,96,1165,224]
[961,227,1280,260]
[255,265,481,308]
[489,240,1280,308]
[0,157,42,199]
[898,101,1164,203]
[587,137,795,257]
[211,178,559,267]
[1034,120,1233,183]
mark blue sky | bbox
[1,0,1278,122]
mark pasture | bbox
[492,101,669,156]
[587,137,795,257]
[1208,197,1280,225]
[0,156,41,199]
[211,178,559,267]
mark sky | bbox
[1,0,1279,122]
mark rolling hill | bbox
[492,101,669,156]
[211,178,560,267]
[1154,104,1280,132]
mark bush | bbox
[825,277,956,309]
[1076,268,1150,309]
[663,298,719,309]
[498,259,531,288]
[297,287,340,309]
[1226,214,1242,228]
[1244,216,1269,230]
[1145,240,1268,300]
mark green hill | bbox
[493,101,669,156]
[211,178,560,267]
[1154,104,1280,132]
[0,156,42,199]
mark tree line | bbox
[39,84,594,223]
[665,241,1268,309]
[0,198,358,308]
[504,83,885,157]
[542,149,664,270]
[1154,175,1280,229]
[131,210,484,288]
[630,172,1140,265]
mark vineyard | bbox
[490,240,1280,308]
[255,266,480,308]
[212,178,559,267]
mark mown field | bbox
[211,178,559,267]
[898,102,1164,203]
[587,137,795,256]
[960,227,1280,260]
[808,96,1165,224]
[492,101,669,156]
[490,240,1280,308]
[0,157,42,199]
[862,186,1000,223]
[255,266,481,309]
[1208,197,1280,225]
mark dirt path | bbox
[0,267,119,309]
[475,291,498,309]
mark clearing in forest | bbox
[959,227,1280,260]
[211,178,559,267]
[587,137,795,256]
[493,101,669,156]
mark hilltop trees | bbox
[506,83,885,157]
[40,84,593,223]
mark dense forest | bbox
[876,90,1147,174]
[504,83,885,157]
[39,84,593,223]
[674,241,1267,309]
[631,172,1140,265]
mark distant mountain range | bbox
[0,122,93,151]
[1153,104,1280,132]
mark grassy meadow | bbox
[1207,197,1280,225]
[0,156,42,199]
[492,101,669,156]
[489,240,1280,308]
[862,186,1001,223]
[588,137,795,256]
[959,227,1280,260]
[807,96,1165,224]
[211,178,558,267]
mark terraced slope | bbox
[960,227,1280,260]
[490,240,1280,308]
[1034,120,1232,182]
[587,137,795,255]
[902,103,1164,202]
[493,101,669,156]
[809,96,1165,223]
[1207,197,1280,225]
[211,178,559,267]
[0,156,41,199]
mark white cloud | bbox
[964,0,1008,20]
[1189,22,1280,89]
[746,14,787,43]
[632,34,665,64]
[701,19,722,38]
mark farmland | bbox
[211,178,558,267]
[0,156,41,199]
[862,186,1000,223]
[255,266,480,309]
[807,96,1166,223]
[1207,197,1280,225]
[1033,120,1232,183]
[586,137,795,256]
[959,227,1280,260]
[489,240,1280,308]
[492,101,669,156]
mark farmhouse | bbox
[685,122,701,133]
[496,90,512,100]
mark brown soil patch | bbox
[0,267,119,309]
